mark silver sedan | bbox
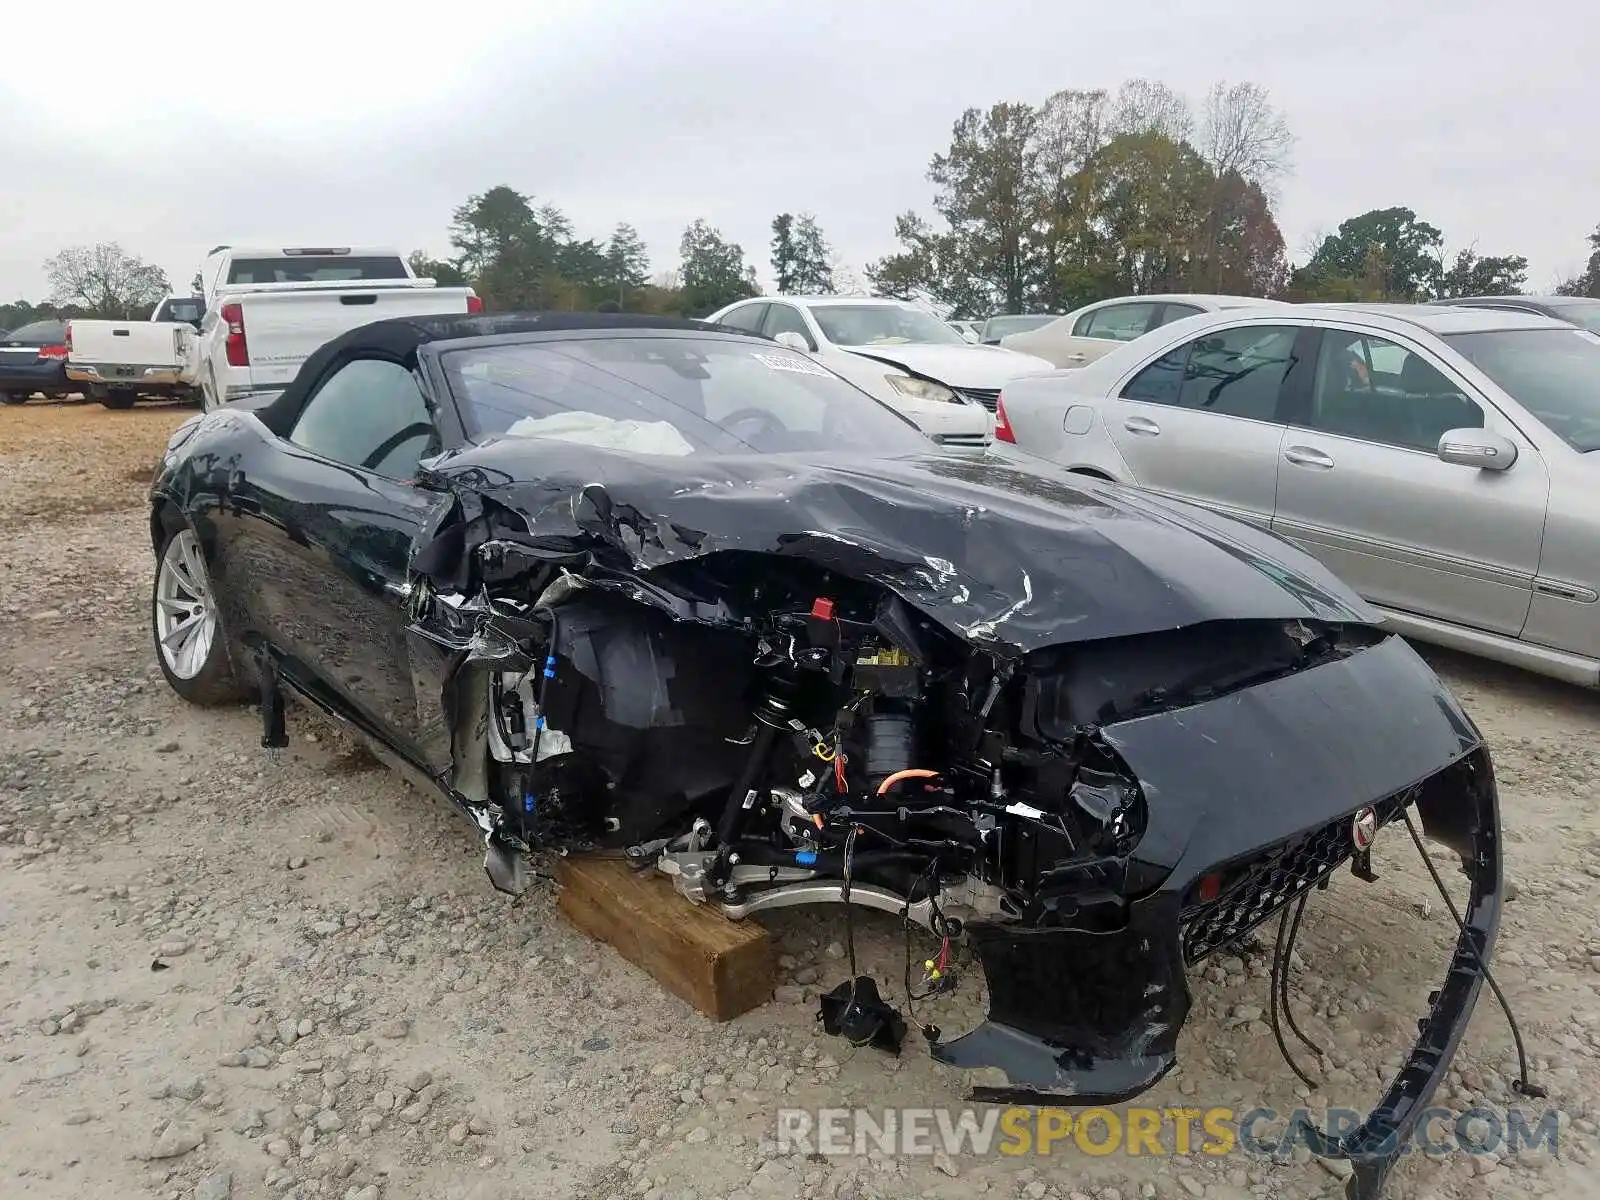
[996,304,1600,686]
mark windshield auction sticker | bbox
[753,351,832,377]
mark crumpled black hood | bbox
[424,441,1377,654]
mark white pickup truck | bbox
[65,295,207,408]
[194,246,481,409]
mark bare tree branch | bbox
[1199,81,1295,190]
[829,255,871,297]
[1108,79,1194,144]
[43,243,171,319]
[1034,88,1111,185]
[1296,224,1331,263]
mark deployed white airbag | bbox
[503,411,695,456]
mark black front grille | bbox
[956,387,1001,411]
[1179,794,1407,963]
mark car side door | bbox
[1270,326,1548,638]
[761,301,819,351]
[1151,301,1205,330]
[712,301,770,336]
[1058,301,1164,367]
[223,355,453,760]
[1099,322,1309,530]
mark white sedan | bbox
[1000,293,1290,368]
[707,295,1053,447]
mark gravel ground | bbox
[2,400,1600,1200]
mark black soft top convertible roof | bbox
[255,311,733,437]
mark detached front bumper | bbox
[931,635,1500,1200]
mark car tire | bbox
[101,390,137,410]
[152,521,247,706]
[2,391,27,405]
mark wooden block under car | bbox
[555,854,776,1022]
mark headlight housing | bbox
[885,374,962,404]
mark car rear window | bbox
[226,256,408,284]
[1543,300,1600,334]
[1444,327,1600,452]
[5,320,65,343]
[158,298,205,323]
[982,315,1056,340]
[444,334,930,457]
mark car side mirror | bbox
[1437,428,1517,471]
[773,331,810,352]
[961,328,980,343]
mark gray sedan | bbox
[997,304,1600,686]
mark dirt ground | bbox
[2,400,1599,1200]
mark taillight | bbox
[221,302,248,368]
[466,293,484,315]
[64,322,73,350]
[37,344,69,361]
[993,393,1016,443]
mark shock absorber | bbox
[711,671,803,874]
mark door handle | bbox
[1066,353,1088,363]
[1123,415,1160,436]
[1283,445,1335,469]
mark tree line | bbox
[2,196,840,329]
[408,186,843,317]
[7,77,1600,331]
[865,78,1594,315]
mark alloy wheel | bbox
[155,529,219,680]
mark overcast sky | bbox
[2,0,1594,305]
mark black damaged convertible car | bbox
[149,314,1505,1199]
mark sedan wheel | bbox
[152,525,243,705]
[2,392,27,406]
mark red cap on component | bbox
[810,597,835,620]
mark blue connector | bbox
[523,793,537,814]
[794,850,817,867]
[543,654,558,680]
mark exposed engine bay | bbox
[362,447,1521,1200]
[410,542,1517,1200]
[463,557,1367,935]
